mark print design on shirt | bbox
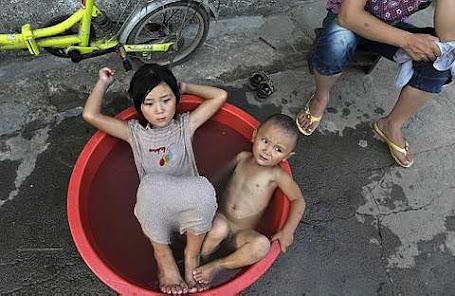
[149,146,173,167]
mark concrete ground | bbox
[1,1,455,295]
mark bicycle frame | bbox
[0,0,173,56]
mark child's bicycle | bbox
[0,0,217,70]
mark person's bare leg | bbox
[297,70,342,133]
[151,241,188,295]
[376,85,432,165]
[200,213,230,260]
[434,0,455,42]
[185,231,208,293]
[193,230,270,285]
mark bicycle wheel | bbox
[126,1,209,66]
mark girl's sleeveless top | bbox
[127,112,198,179]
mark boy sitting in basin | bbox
[193,114,306,285]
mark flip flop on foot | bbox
[296,93,322,136]
[373,122,414,168]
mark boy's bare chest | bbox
[236,162,272,192]
[224,162,275,218]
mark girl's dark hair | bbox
[128,64,180,116]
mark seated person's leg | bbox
[298,12,360,134]
[408,60,452,94]
[193,230,271,284]
[310,12,361,76]
[435,0,455,41]
[374,65,450,167]
[364,23,451,167]
[200,213,230,259]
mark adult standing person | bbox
[296,0,454,167]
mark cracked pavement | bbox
[1,1,455,295]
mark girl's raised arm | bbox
[184,82,228,131]
[82,68,131,144]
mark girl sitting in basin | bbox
[83,64,227,295]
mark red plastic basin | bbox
[67,95,291,295]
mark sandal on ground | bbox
[373,122,414,168]
[295,93,322,136]
[248,71,270,91]
[255,80,275,101]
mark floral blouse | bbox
[326,0,433,24]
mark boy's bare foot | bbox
[185,254,209,293]
[192,261,222,285]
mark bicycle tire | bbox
[43,15,95,58]
[126,1,209,66]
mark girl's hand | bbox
[178,81,187,94]
[99,67,115,85]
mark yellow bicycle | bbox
[0,0,216,70]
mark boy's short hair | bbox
[261,114,299,149]
[128,64,180,116]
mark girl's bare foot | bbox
[157,267,188,294]
[192,261,222,285]
[185,254,209,293]
[155,251,188,294]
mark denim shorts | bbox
[309,12,452,94]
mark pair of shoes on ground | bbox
[295,93,413,168]
[248,71,275,102]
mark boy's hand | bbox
[99,67,115,85]
[271,230,294,253]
